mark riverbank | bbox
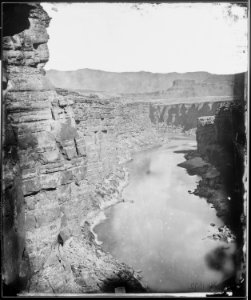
[178,150,236,243]
[87,166,129,245]
[82,139,177,293]
[78,141,174,293]
[78,166,147,293]
[79,135,241,294]
[178,149,247,296]
[93,138,237,293]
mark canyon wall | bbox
[2,4,161,294]
[2,2,247,296]
[149,100,234,131]
[177,74,247,295]
[196,100,246,232]
[195,97,247,295]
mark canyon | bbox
[2,3,247,296]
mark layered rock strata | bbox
[149,100,237,131]
[2,3,162,294]
[2,2,247,296]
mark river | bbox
[94,137,236,293]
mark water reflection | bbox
[94,138,236,292]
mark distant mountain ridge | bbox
[46,68,245,96]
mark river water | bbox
[94,137,236,293]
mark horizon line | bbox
[45,67,247,76]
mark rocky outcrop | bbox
[179,95,247,295]
[2,3,163,295]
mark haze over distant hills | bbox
[46,68,245,98]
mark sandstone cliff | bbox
[2,3,162,295]
[2,2,247,296]
[149,101,232,131]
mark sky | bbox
[41,2,248,74]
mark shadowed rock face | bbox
[195,97,247,295]
[176,79,247,295]
[3,4,33,37]
[149,101,232,131]
[196,100,246,236]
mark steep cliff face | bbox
[2,2,247,295]
[2,3,52,293]
[56,88,164,167]
[177,95,247,295]
[194,99,247,295]
[149,100,233,131]
[2,4,162,294]
[196,100,246,234]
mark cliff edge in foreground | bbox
[2,3,164,295]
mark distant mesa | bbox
[46,68,245,101]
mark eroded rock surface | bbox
[2,3,247,296]
[150,101,233,131]
[2,3,156,294]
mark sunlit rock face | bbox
[2,3,53,294]
[2,3,158,294]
